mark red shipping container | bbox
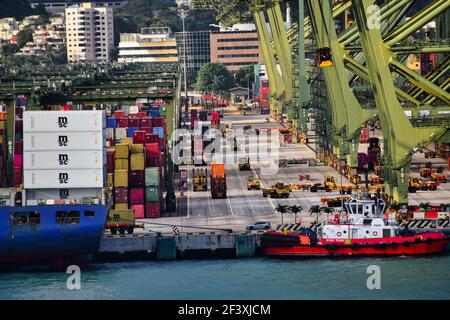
[425,211,438,219]
[114,187,129,203]
[152,117,164,127]
[117,117,129,128]
[129,118,141,128]
[114,111,125,118]
[145,133,158,143]
[211,112,220,122]
[141,117,152,128]
[61,105,72,111]
[133,130,146,144]
[130,188,145,204]
[107,150,115,173]
[130,170,145,187]
[14,140,23,154]
[145,143,160,157]
[145,202,160,218]
[131,204,145,219]
[14,154,23,166]
[360,127,370,143]
[13,165,22,186]
[137,112,147,118]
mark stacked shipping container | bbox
[22,110,106,204]
[106,106,166,219]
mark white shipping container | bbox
[115,128,127,140]
[25,188,104,203]
[23,110,106,132]
[413,211,425,220]
[105,128,115,140]
[24,169,104,189]
[23,150,105,170]
[23,132,104,151]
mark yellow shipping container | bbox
[0,136,3,144]
[114,170,129,187]
[107,173,114,187]
[130,153,145,170]
[115,144,129,159]
[120,137,133,145]
[115,159,129,170]
[130,144,144,154]
[0,121,5,130]
[115,203,129,210]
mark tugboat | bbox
[261,196,450,257]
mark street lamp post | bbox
[178,6,189,127]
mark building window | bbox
[56,211,80,224]
[12,212,41,225]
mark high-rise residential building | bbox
[118,27,178,63]
[175,31,211,84]
[65,2,114,63]
[210,24,262,72]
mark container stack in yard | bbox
[210,163,226,199]
[105,103,166,219]
[22,110,106,204]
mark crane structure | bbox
[248,0,449,205]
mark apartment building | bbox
[118,27,178,63]
[65,2,114,63]
[0,18,19,44]
[21,15,66,55]
[210,24,262,72]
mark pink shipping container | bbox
[152,117,164,127]
[211,112,220,122]
[130,170,145,187]
[358,152,368,171]
[145,202,160,218]
[133,130,146,144]
[118,118,129,128]
[15,119,23,132]
[132,204,145,219]
[14,154,23,166]
[141,117,152,128]
[130,188,145,204]
[284,134,293,144]
[137,112,147,118]
[360,127,370,143]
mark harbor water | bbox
[0,254,449,300]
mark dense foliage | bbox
[195,63,235,96]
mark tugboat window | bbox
[13,212,41,225]
[56,211,80,224]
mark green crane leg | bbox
[307,0,376,168]
[352,0,447,204]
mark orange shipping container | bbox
[210,163,225,178]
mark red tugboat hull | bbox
[261,231,450,257]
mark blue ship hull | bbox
[0,204,109,267]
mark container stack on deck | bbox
[13,97,26,188]
[105,103,167,219]
[22,110,106,204]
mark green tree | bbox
[0,44,19,57]
[234,65,254,88]
[191,0,250,27]
[275,204,290,225]
[321,206,335,221]
[16,29,33,48]
[195,63,234,96]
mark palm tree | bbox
[275,204,289,224]
[419,202,431,211]
[290,205,303,224]
[321,206,335,221]
[309,205,321,216]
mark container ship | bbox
[261,197,450,257]
[0,98,110,267]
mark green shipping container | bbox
[159,106,166,117]
[145,186,160,202]
[145,167,160,186]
